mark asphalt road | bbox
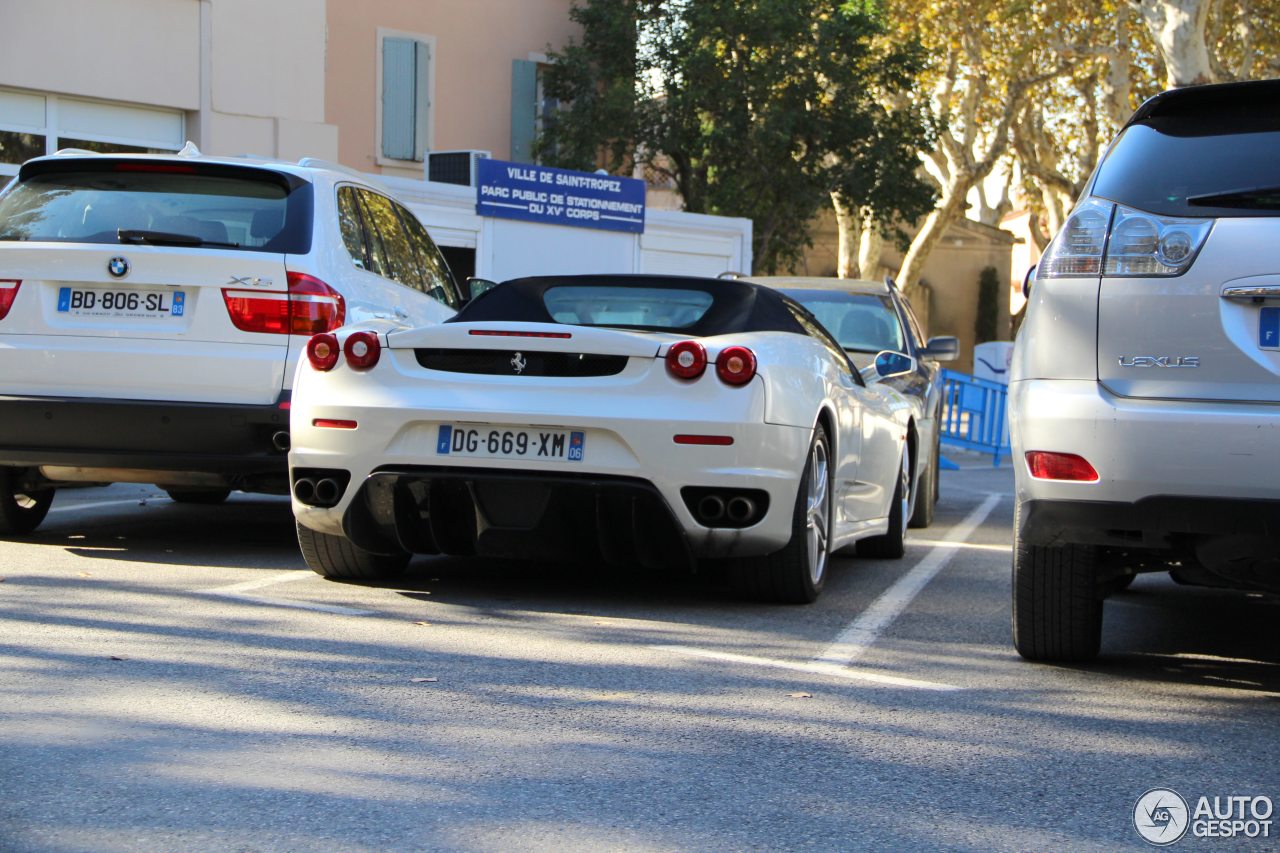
[1,458,1277,852]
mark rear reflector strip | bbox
[1025,451,1098,482]
[674,435,734,446]
[468,329,573,339]
[313,418,357,430]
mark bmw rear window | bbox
[0,159,313,252]
[1094,96,1280,218]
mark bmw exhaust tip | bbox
[272,431,291,452]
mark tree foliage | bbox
[537,0,935,273]
[1011,0,1280,253]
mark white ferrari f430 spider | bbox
[289,275,917,602]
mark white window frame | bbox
[0,88,184,177]
[375,28,437,169]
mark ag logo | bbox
[511,352,527,374]
[107,257,130,279]
[1134,788,1189,846]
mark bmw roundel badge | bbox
[107,257,130,279]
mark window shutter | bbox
[510,59,538,164]
[414,41,431,161]
[382,37,418,161]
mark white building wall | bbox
[0,0,338,167]
[0,0,200,110]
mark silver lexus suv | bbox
[1010,79,1280,661]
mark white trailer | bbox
[378,175,753,282]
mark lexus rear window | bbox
[0,162,313,252]
[1094,123,1280,218]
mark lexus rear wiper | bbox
[117,228,240,249]
[1186,186,1280,209]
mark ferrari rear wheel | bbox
[296,522,409,580]
[857,449,910,559]
[731,423,831,604]
[0,468,55,537]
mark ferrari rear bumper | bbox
[341,466,699,568]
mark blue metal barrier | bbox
[938,368,1010,467]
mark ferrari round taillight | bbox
[343,331,381,370]
[716,345,757,386]
[306,333,340,372]
[666,340,707,380]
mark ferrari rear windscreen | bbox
[451,275,809,337]
[544,286,713,330]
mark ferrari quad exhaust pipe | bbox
[293,477,317,504]
[726,496,757,525]
[697,494,726,524]
[313,478,342,507]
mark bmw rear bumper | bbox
[0,394,290,483]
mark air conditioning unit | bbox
[426,150,491,187]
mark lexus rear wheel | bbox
[1011,499,1103,662]
[731,424,831,603]
[296,522,409,581]
[0,468,54,536]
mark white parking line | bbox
[196,570,374,616]
[656,645,960,691]
[201,593,374,617]
[814,493,1002,668]
[908,539,1011,553]
[49,496,170,514]
[199,570,316,596]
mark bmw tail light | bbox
[222,289,290,333]
[223,273,345,335]
[306,333,340,371]
[666,340,707,380]
[0,280,20,321]
[1025,451,1099,482]
[287,272,345,334]
[343,331,381,370]
[716,345,757,386]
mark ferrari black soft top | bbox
[450,274,809,337]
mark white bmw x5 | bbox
[1011,79,1280,661]
[0,148,461,535]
